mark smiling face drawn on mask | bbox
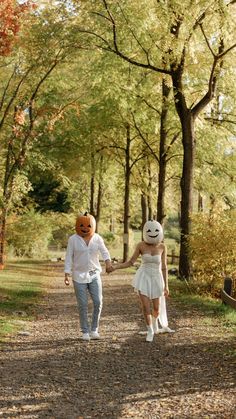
[75,212,96,239]
[143,220,163,244]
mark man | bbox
[64,212,112,341]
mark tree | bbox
[0,3,84,266]
[0,0,32,56]
[80,0,236,278]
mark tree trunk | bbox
[198,192,203,212]
[123,124,131,262]
[0,138,15,267]
[147,165,153,220]
[209,194,216,221]
[178,112,195,279]
[109,215,114,233]
[95,156,104,233]
[0,206,7,267]
[90,152,95,216]
[157,79,171,224]
[141,193,148,239]
[96,180,102,233]
[171,65,195,279]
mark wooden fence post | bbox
[171,249,175,264]
[221,277,236,309]
[224,277,233,297]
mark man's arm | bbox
[105,259,112,273]
[98,235,112,273]
[64,237,73,286]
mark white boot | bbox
[146,325,154,342]
[152,316,159,334]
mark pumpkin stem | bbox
[84,211,88,216]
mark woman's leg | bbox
[88,275,103,333]
[152,298,160,333]
[73,281,89,334]
[139,293,152,326]
[139,293,154,342]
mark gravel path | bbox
[0,263,235,418]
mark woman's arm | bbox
[112,243,141,270]
[161,244,169,296]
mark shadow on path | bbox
[0,270,235,418]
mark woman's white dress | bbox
[132,253,168,328]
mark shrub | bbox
[48,212,75,249]
[7,211,53,258]
[100,231,117,245]
[164,215,180,243]
[189,209,236,296]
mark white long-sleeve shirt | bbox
[64,233,111,283]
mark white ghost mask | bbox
[143,220,163,244]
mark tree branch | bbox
[131,112,159,163]
[164,131,181,157]
[0,66,33,131]
[199,23,216,57]
[191,56,218,118]
[136,95,161,115]
[91,0,171,75]
[0,66,16,113]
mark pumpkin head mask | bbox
[143,220,163,244]
[75,212,96,239]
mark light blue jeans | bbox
[73,275,103,334]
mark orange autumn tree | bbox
[0,0,31,56]
[0,2,82,268]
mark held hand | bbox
[106,265,114,274]
[65,274,70,286]
[164,287,169,297]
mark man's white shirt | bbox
[64,233,111,283]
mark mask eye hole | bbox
[147,229,151,232]
[155,229,159,232]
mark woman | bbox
[110,220,173,342]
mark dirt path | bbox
[0,263,235,419]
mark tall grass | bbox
[0,260,50,341]
[170,276,236,330]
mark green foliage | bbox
[48,212,75,249]
[0,260,50,340]
[27,168,71,213]
[7,211,53,258]
[189,209,236,295]
[0,0,235,276]
[170,277,236,329]
[100,231,116,245]
[164,215,180,243]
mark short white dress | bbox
[132,253,168,328]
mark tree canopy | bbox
[0,0,235,277]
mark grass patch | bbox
[170,276,236,329]
[0,260,49,341]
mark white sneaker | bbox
[152,316,159,334]
[90,331,100,340]
[158,326,175,334]
[146,326,154,342]
[82,333,90,341]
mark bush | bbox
[100,231,117,245]
[7,211,53,258]
[48,212,75,249]
[164,215,180,243]
[165,226,180,243]
[189,209,236,295]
